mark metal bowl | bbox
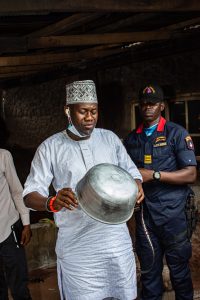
[76,163,138,224]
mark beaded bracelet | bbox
[45,196,52,212]
[45,196,59,213]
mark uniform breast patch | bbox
[153,142,167,147]
[185,136,194,150]
[144,155,152,164]
[154,136,167,147]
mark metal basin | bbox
[76,163,138,224]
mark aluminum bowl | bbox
[76,163,138,224]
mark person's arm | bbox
[23,143,79,212]
[4,151,30,222]
[141,127,197,185]
[24,188,78,212]
[135,179,144,204]
[139,166,196,184]
[4,151,31,245]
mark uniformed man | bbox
[124,84,197,300]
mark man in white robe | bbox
[23,80,144,300]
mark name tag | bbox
[153,142,167,148]
[144,155,152,164]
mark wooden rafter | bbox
[91,13,157,33]
[0,64,65,74]
[0,37,200,86]
[0,71,39,78]
[160,16,200,30]
[27,13,102,37]
[1,16,200,53]
[28,31,171,49]
[0,44,127,67]
[0,52,76,67]
[0,0,200,14]
[0,3,199,82]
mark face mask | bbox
[66,108,90,138]
[68,123,90,138]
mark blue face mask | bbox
[67,123,90,138]
[66,108,90,138]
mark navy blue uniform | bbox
[125,117,197,300]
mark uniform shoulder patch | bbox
[185,136,194,150]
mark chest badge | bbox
[144,155,152,164]
[154,136,167,147]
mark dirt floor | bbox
[8,267,60,300]
[28,268,60,300]
[8,267,200,300]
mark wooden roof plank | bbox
[1,19,199,53]
[0,70,39,78]
[0,45,124,67]
[78,44,126,60]
[27,13,102,37]
[0,31,170,54]
[0,63,66,73]
[91,13,157,33]
[0,52,76,67]
[1,15,200,54]
[159,16,200,30]
[28,31,171,48]
[0,0,200,14]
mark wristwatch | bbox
[153,171,161,181]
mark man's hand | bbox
[139,168,154,183]
[53,188,78,211]
[135,179,144,204]
[21,225,32,246]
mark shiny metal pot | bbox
[76,163,138,224]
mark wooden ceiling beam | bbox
[28,31,171,49]
[90,35,200,71]
[1,15,200,54]
[0,71,40,78]
[0,32,149,53]
[0,45,118,73]
[0,0,200,14]
[78,44,127,60]
[0,29,175,54]
[160,16,200,30]
[0,44,125,68]
[91,13,157,33]
[0,52,76,67]
[0,35,199,87]
[27,13,102,37]
[0,63,67,74]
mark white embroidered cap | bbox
[66,80,98,104]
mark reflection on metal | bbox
[76,163,138,224]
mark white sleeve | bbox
[4,151,30,225]
[23,143,53,198]
[112,132,143,181]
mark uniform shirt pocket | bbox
[153,145,175,170]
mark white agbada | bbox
[23,128,142,300]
